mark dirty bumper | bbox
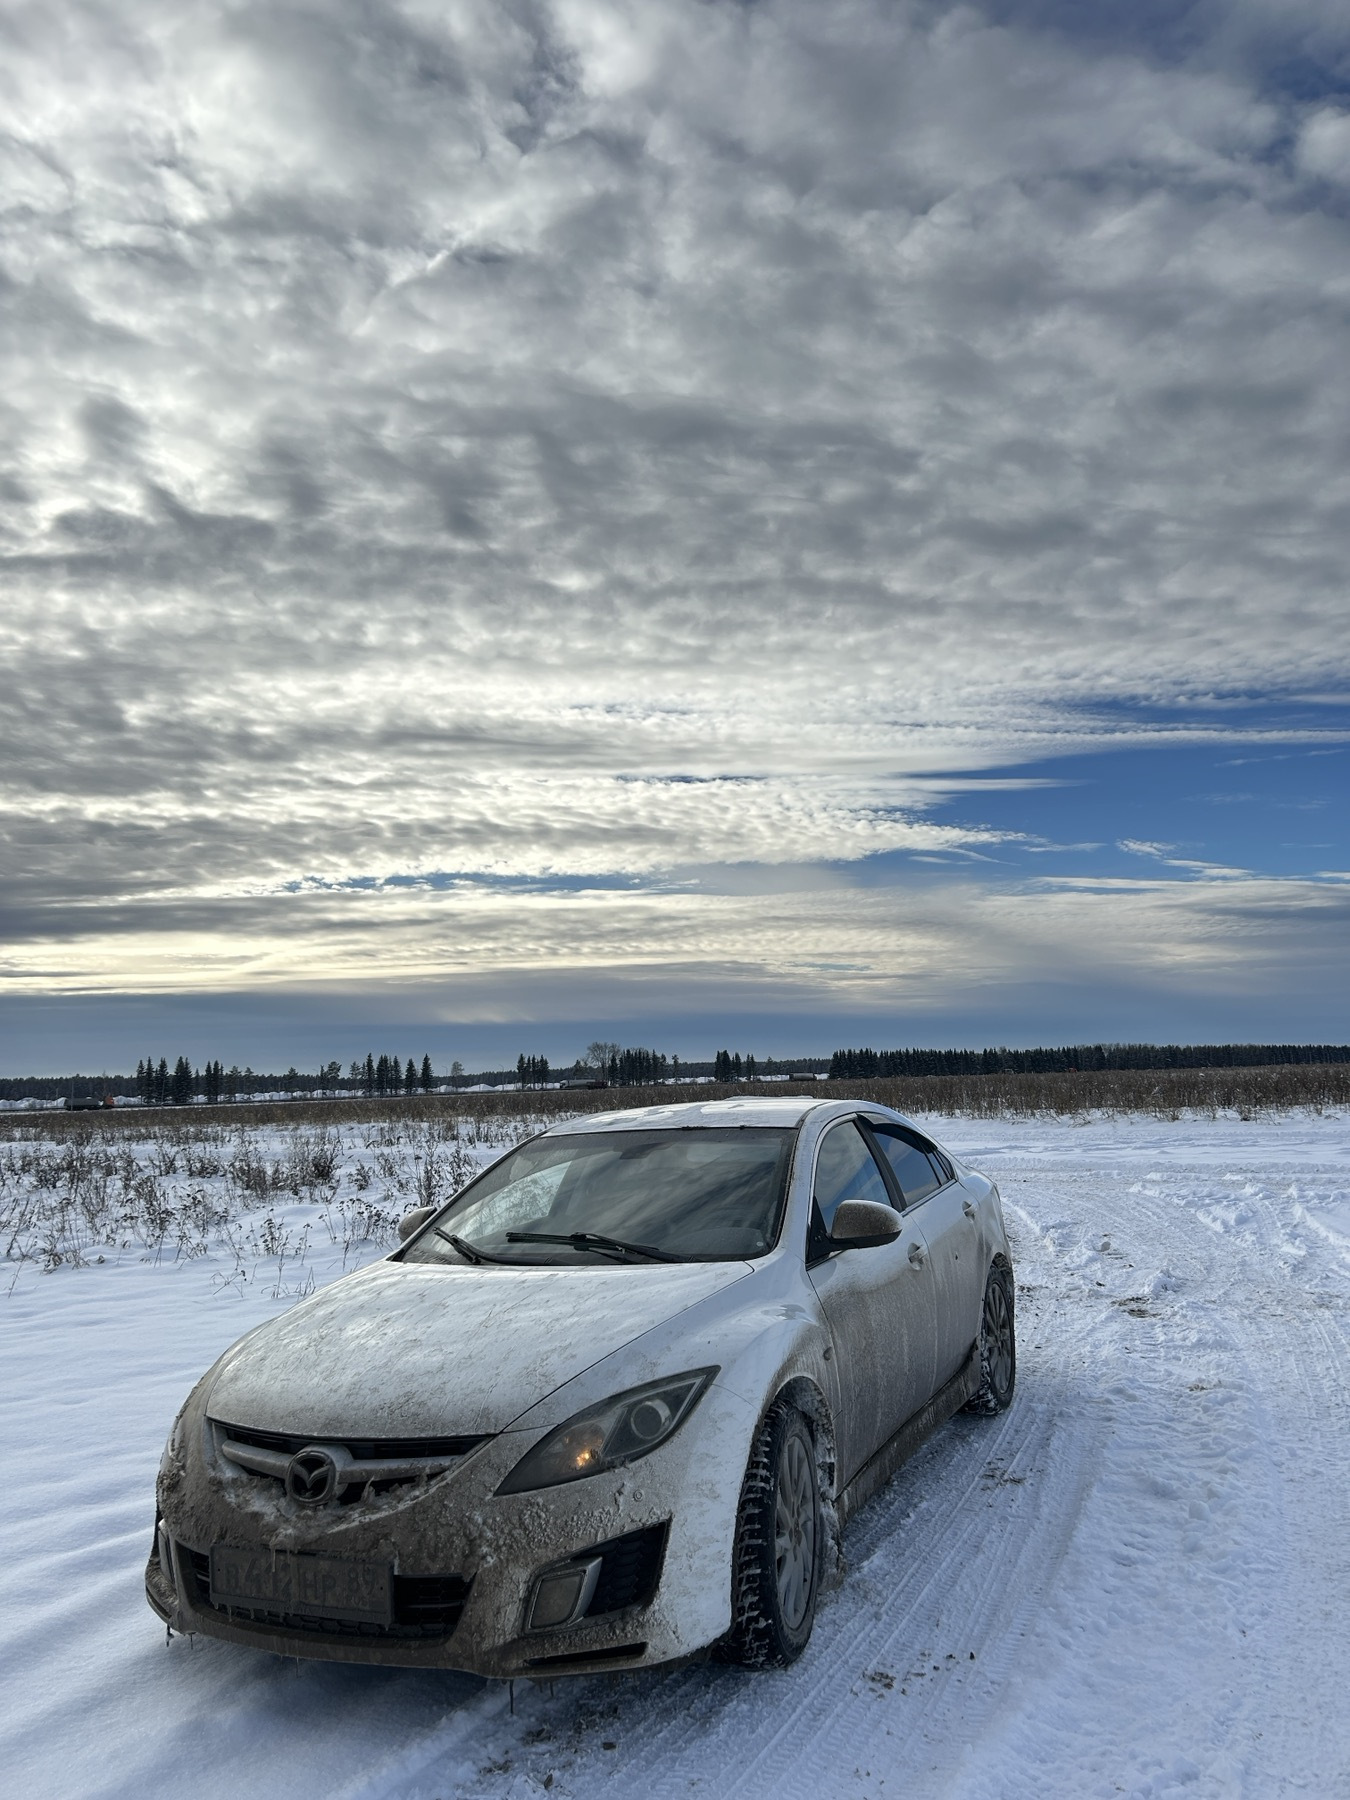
[149,1385,752,1676]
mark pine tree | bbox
[420,1053,433,1093]
[364,1053,375,1096]
[404,1057,416,1096]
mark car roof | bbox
[544,1096,850,1135]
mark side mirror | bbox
[397,1206,436,1243]
[828,1198,903,1250]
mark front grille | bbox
[183,1547,471,1641]
[218,1423,485,1461]
[585,1524,668,1618]
[210,1419,490,1504]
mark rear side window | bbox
[870,1124,943,1206]
[812,1120,892,1230]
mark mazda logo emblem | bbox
[286,1446,342,1505]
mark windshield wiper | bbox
[433,1228,518,1266]
[505,1230,683,1263]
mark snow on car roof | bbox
[544,1095,836,1134]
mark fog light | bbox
[527,1556,602,1631]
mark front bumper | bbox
[149,1382,754,1676]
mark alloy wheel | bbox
[774,1429,817,1631]
[984,1278,1014,1396]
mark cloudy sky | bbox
[3,0,1349,1074]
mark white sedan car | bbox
[147,1097,1015,1675]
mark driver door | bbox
[806,1119,939,1486]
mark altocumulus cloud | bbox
[2,0,1349,1055]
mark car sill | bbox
[838,1342,981,1527]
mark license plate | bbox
[209,1545,392,1624]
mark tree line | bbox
[7,1039,1349,1107]
[122,1052,441,1104]
[828,1042,1350,1079]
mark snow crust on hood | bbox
[204,1257,752,1438]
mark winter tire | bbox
[966,1263,1016,1414]
[720,1402,820,1668]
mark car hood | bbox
[205,1256,753,1438]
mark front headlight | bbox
[497,1368,718,1495]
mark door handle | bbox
[907,1242,927,1268]
[963,1200,977,1219]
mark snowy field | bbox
[2,1109,1348,1800]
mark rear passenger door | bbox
[867,1122,984,1389]
[806,1119,938,1485]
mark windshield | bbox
[401,1127,796,1266]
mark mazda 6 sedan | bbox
[147,1097,1015,1675]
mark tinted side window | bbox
[812,1121,892,1230]
[905,1130,954,1185]
[871,1125,942,1205]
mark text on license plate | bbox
[209,1545,392,1624]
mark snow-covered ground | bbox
[2,1111,1348,1800]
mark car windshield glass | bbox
[401,1127,796,1265]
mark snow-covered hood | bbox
[205,1257,753,1439]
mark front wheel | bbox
[965,1264,1016,1414]
[720,1402,820,1667]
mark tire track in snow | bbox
[951,1158,1350,1798]
[1207,1173,1350,1792]
[701,1249,1108,1800]
[714,1396,1102,1800]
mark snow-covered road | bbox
[3,1114,1348,1799]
